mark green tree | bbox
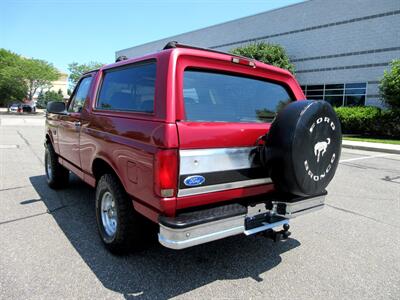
[230,42,295,74]
[22,58,60,101]
[68,61,104,87]
[0,48,61,106]
[379,59,400,109]
[0,49,28,107]
[37,89,64,108]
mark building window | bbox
[300,83,366,106]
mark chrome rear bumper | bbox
[272,195,325,218]
[159,193,325,250]
[159,215,245,250]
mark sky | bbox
[0,0,304,73]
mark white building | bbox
[117,0,400,107]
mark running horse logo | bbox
[314,138,331,163]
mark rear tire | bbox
[95,173,150,254]
[45,143,69,189]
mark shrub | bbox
[379,59,400,109]
[334,106,380,134]
[334,106,400,138]
[378,109,400,137]
[230,42,295,74]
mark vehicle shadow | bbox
[29,175,300,299]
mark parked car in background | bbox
[22,104,35,113]
[9,103,22,113]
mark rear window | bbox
[97,61,156,113]
[183,69,293,122]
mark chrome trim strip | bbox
[180,147,258,175]
[177,178,272,197]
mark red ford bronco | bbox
[45,42,341,253]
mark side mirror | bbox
[46,101,66,114]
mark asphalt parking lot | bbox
[0,113,399,299]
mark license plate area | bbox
[245,203,275,232]
[244,213,289,235]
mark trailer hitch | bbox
[262,223,291,242]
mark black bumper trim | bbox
[159,203,247,229]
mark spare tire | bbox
[262,100,342,196]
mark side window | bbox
[96,61,156,113]
[68,76,93,113]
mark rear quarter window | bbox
[96,61,156,113]
[183,69,293,122]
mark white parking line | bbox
[340,153,395,163]
[0,145,19,149]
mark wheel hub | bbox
[100,191,117,237]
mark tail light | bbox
[154,149,178,198]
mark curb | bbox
[342,142,400,155]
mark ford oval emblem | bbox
[184,175,205,187]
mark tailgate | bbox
[175,66,296,199]
[176,121,272,197]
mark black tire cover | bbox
[263,100,342,196]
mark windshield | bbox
[183,69,293,123]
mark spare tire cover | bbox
[264,100,342,196]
